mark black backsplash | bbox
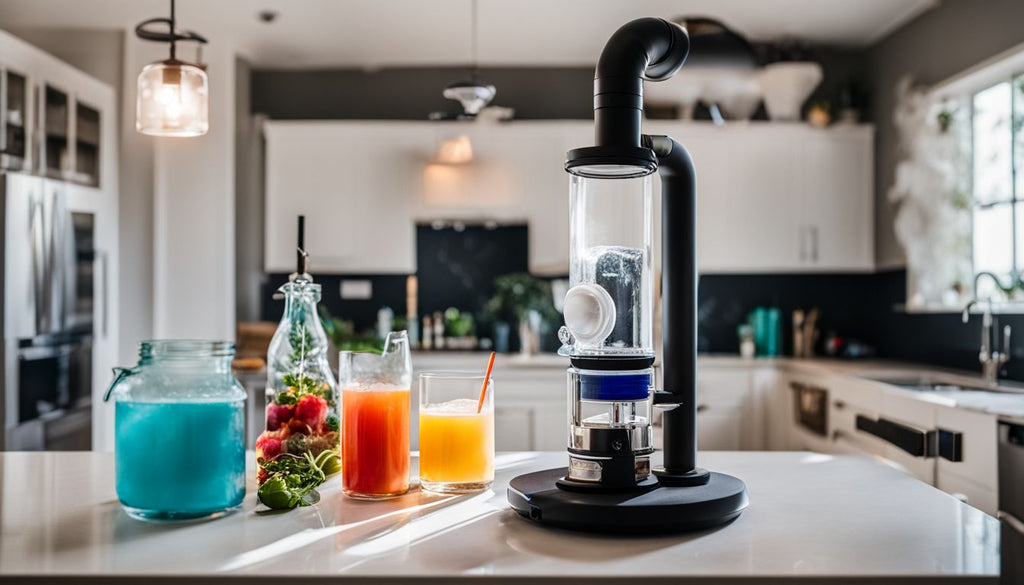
[415,223,529,318]
[699,269,1024,381]
[260,267,1024,381]
[261,274,411,332]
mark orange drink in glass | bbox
[418,372,495,493]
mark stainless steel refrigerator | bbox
[1,170,94,450]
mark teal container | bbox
[105,340,247,521]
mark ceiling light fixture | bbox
[443,0,495,117]
[134,0,209,137]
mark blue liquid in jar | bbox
[115,399,246,520]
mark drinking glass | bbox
[339,331,412,499]
[418,372,495,494]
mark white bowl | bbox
[702,70,763,121]
[755,62,823,121]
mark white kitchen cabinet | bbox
[682,127,802,273]
[265,121,873,276]
[264,122,428,274]
[649,122,874,273]
[695,365,753,451]
[800,128,874,271]
[264,121,592,275]
[935,405,999,515]
[494,405,533,452]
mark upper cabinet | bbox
[264,120,874,275]
[649,122,875,273]
[0,30,112,188]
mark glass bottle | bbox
[104,340,246,520]
[257,277,340,485]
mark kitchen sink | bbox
[864,374,1002,394]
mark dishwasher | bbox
[999,420,1024,583]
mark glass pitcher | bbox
[104,340,247,521]
[339,331,412,499]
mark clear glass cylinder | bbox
[105,340,246,520]
[136,60,209,137]
[339,331,412,499]
[563,173,654,356]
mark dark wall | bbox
[261,274,410,332]
[415,223,529,318]
[868,0,1024,268]
[252,67,596,120]
[699,270,1024,382]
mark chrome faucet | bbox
[962,299,1011,385]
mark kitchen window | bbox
[971,74,1024,300]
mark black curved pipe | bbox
[646,135,701,478]
[593,18,689,147]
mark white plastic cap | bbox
[562,284,616,347]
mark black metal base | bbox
[507,467,748,534]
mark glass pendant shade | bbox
[136,59,208,137]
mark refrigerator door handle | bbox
[98,250,108,339]
[29,190,46,334]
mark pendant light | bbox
[442,0,495,117]
[134,0,209,137]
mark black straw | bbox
[296,215,306,274]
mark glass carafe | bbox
[105,340,246,520]
[339,331,412,499]
[258,280,339,485]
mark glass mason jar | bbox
[259,279,339,485]
[104,340,246,521]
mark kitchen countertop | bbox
[1,451,999,584]
[412,352,1024,421]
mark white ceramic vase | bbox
[755,62,823,121]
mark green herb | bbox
[257,449,340,510]
[325,413,340,432]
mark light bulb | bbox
[136,60,209,137]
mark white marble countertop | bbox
[1,451,999,583]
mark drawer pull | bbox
[834,400,846,410]
[855,414,937,458]
[937,428,963,462]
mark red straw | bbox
[476,351,496,414]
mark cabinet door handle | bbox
[696,404,709,413]
[834,400,846,410]
[810,225,819,263]
[799,226,807,262]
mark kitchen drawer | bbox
[828,377,884,413]
[935,405,998,494]
[937,469,997,516]
[698,407,742,450]
[495,406,533,451]
[697,368,752,408]
[533,409,567,451]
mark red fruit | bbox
[294,394,328,433]
[265,403,294,431]
[256,433,283,460]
